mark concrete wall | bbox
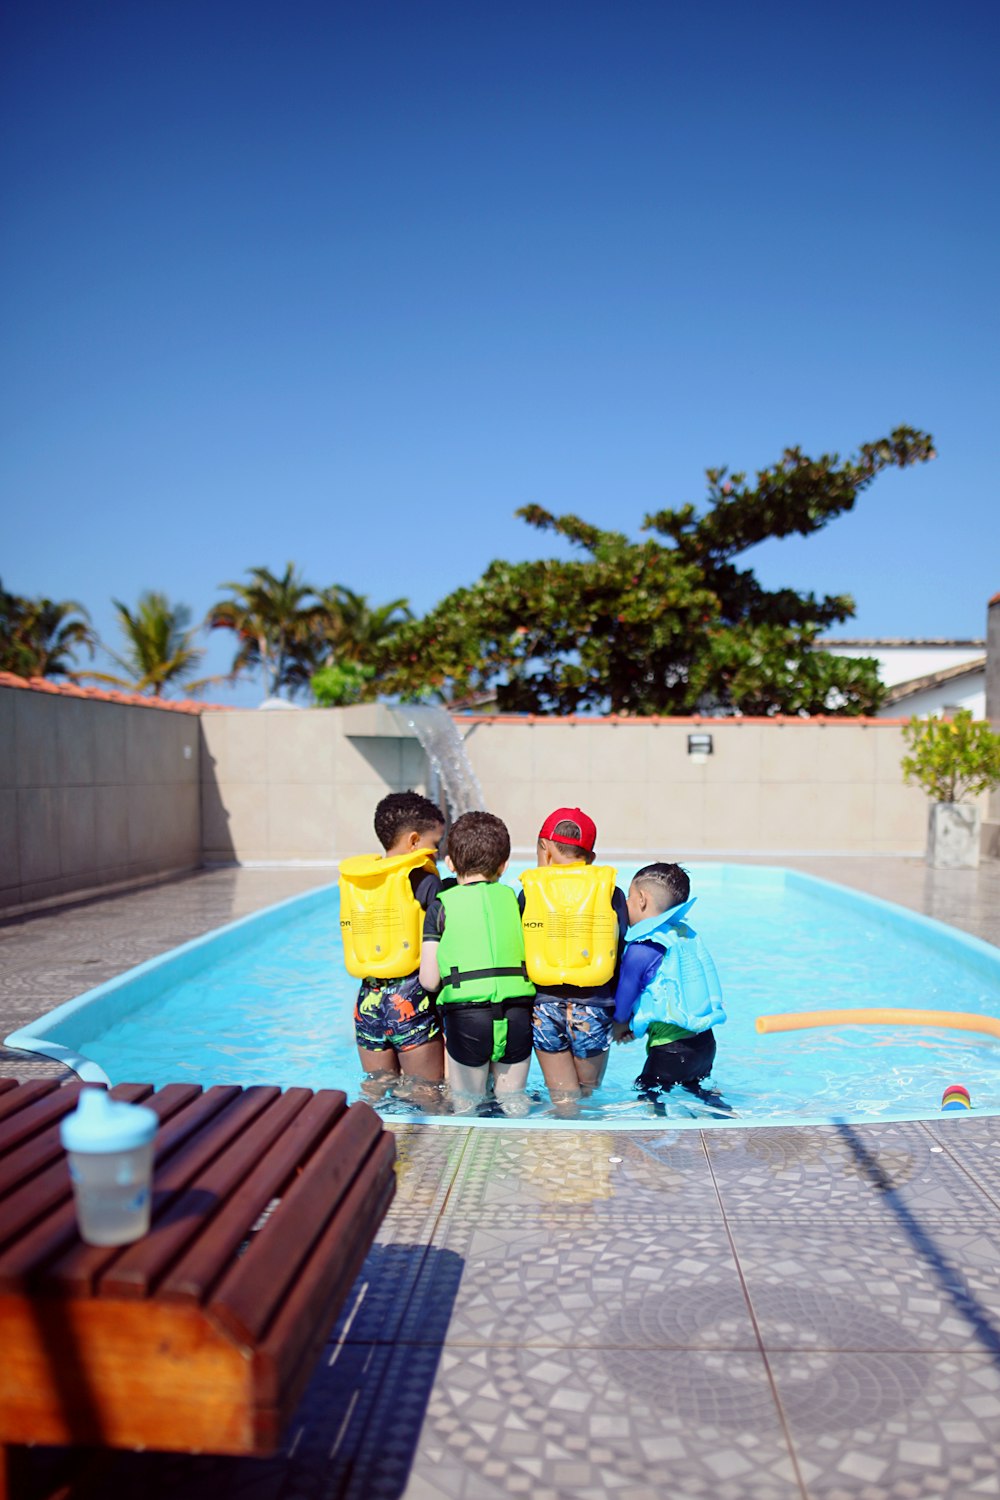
[199,704,428,863]
[0,686,201,912]
[460,717,940,855]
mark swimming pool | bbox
[7,865,1000,1129]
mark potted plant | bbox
[901,710,1000,869]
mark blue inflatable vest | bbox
[626,898,726,1038]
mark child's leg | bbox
[533,999,583,1101]
[567,1005,613,1093]
[446,1057,490,1112]
[493,1004,534,1116]
[355,979,401,1077]
[441,1007,492,1112]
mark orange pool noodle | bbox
[755,1009,1000,1042]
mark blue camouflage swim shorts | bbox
[354,972,440,1052]
[532,999,614,1059]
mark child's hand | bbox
[612,1021,634,1044]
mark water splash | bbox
[390,703,485,819]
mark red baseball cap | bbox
[538,807,597,853]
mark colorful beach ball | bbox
[941,1084,972,1112]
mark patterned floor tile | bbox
[387,1124,474,1216]
[345,1343,801,1500]
[729,1220,1000,1355]
[769,1352,1000,1498]
[395,1214,757,1350]
[443,1126,724,1220]
[706,1121,995,1223]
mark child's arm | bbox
[419,896,445,992]
[611,942,662,1042]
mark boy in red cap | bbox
[519,807,629,1104]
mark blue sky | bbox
[2,0,997,704]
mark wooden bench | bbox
[0,1078,396,1495]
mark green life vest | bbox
[436,883,535,1062]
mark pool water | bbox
[18,865,1000,1129]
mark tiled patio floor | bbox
[3,857,1000,1499]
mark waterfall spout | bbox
[390,704,485,820]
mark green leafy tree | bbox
[0,579,96,680]
[209,564,320,698]
[85,592,215,697]
[378,427,935,715]
[311,660,376,707]
[315,586,412,667]
[901,711,1000,803]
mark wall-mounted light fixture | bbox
[687,732,713,763]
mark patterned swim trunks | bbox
[354,972,440,1052]
[532,999,614,1059]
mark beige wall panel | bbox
[266,783,336,859]
[589,725,649,785]
[701,782,762,849]
[649,728,714,785]
[810,725,878,783]
[203,781,269,862]
[463,724,523,782]
[162,784,200,861]
[224,712,270,785]
[92,703,128,784]
[124,705,163,787]
[759,726,824,784]
[871,783,934,848]
[805,782,877,849]
[94,785,130,872]
[334,784,394,855]
[711,724,763,782]
[874,725,909,782]
[587,780,666,853]
[0,694,15,788]
[0,788,19,889]
[644,781,706,851]
[55,698,97,787]
[13,692,60,788]
[756,783,823,849]
[400,738,429,793]
[530,723,592,783]
[58,786,98,877]
[199,712,229,785]
[266,712,336,785]
[334,732,407,785]
[16,787,61,883]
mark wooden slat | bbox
[258,1134,396,1414]
[0,1085,214,1293]
[98,1087,286,1298]
[0,1079,17,1095]
[158,1088,341,1304]
[0,1080,59,1130]
[0,1083,84,1155]
[208,1101,383,1345]
[0,1083,153,1204]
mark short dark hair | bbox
[374,790,445,851]
[545,819,595,865]
[632,862,690,912]
[447,811,510,879]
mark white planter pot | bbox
[927,802,981,870]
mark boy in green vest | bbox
[419,811,535,1114]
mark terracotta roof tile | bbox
[0,671,231,714]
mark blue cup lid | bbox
[60,1088,158,1153]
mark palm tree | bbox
[315,586,412,666]
[0,579,96,679]
[209,564,320,698]
[85,592,215,697]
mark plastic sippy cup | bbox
[60,1088,159,1246]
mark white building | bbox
[819,639,986,718]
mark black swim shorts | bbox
[442,1001,534,1068]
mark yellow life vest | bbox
[338,849,438,979]
[520,863,619,987]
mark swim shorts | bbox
[636,1029,716,1090]
[354,972,440,1052]
[532,999,614,1059]
[442,1001,534,1068]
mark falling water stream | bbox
[390,704,485,819]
